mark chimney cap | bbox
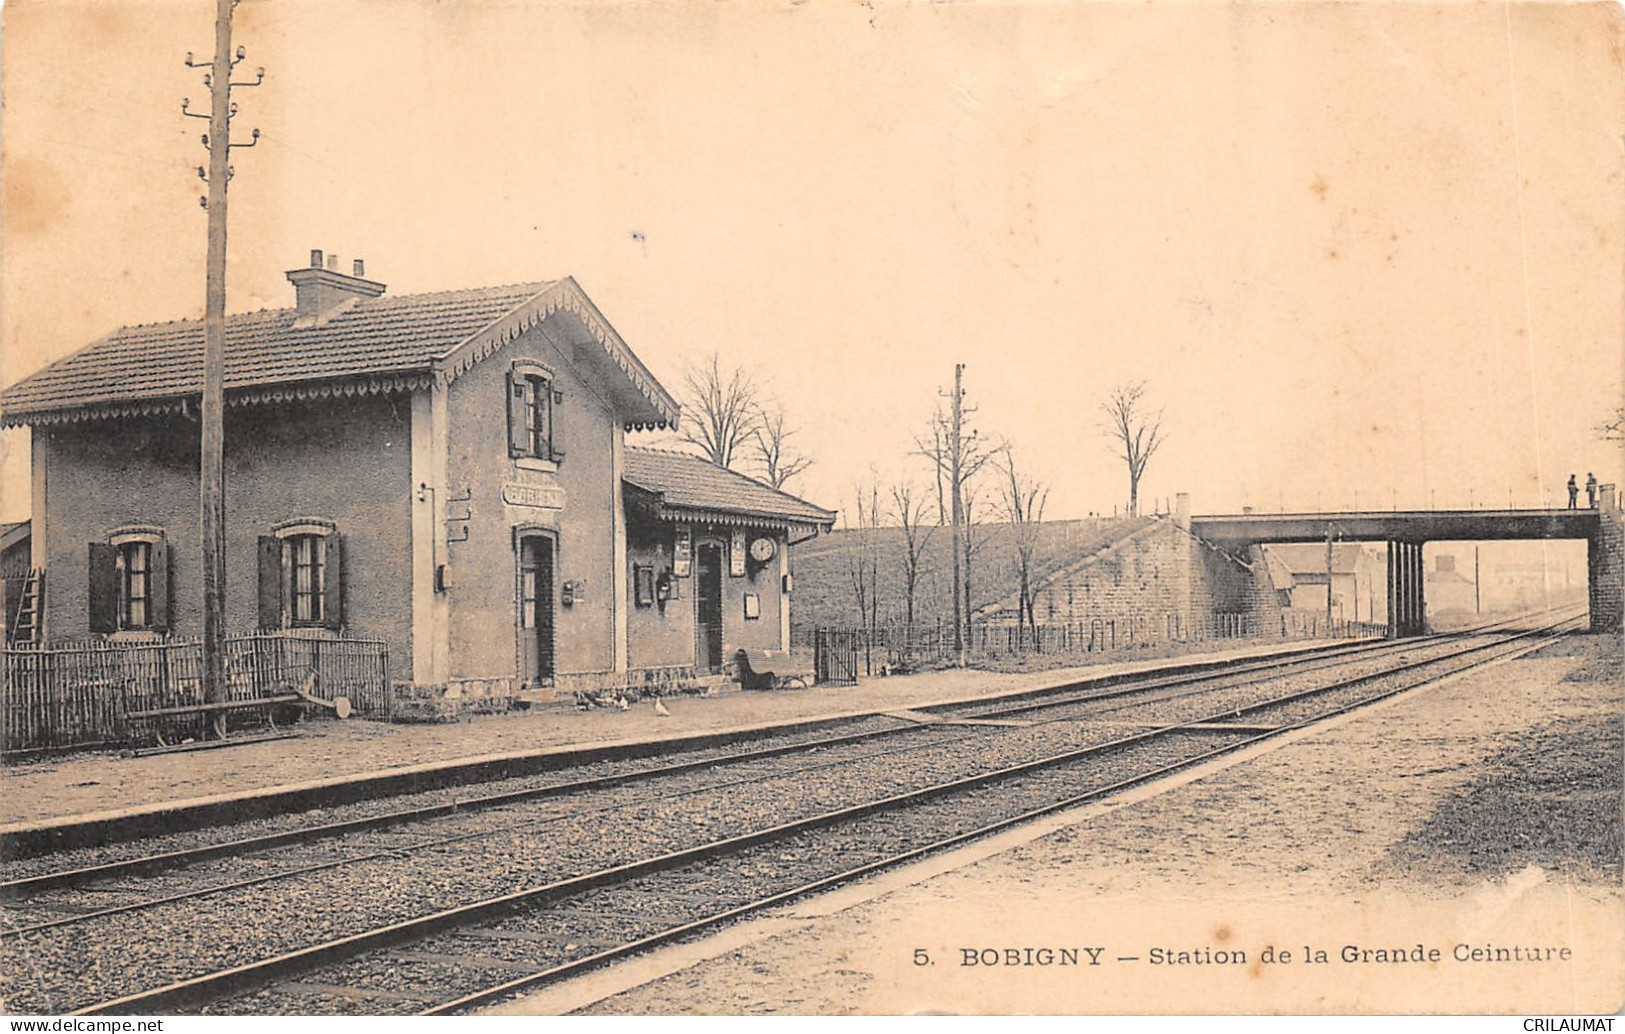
[353,258,365,277]
[310,249,323,268]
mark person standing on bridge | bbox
[1587,472,1598,508]
[1568,474,1579,508]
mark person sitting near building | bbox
[1568,474,1579,508]
[1587,472,1598,508]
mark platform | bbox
[1,637,1349,844]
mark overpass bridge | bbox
[1189,505,1621,636]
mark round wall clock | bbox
[749,536,776,563]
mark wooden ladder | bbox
[8,568,42,645]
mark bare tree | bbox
[677,353,761,469]
[844,472,884,670]
[889,479,937,649]
[912,376,996,662]
[1101,380,1166,517]
[1598,406,1625,443]
[751,400,814,490]
[997,445,1051,649]
[961,480,994,654]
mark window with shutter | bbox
[550,388,564,461]
[148,537,170,632]
[507,362,559,464]
[99,528,170,634]
[257,535,282,629]
[507,372,531,457]
[267,519,343,631]
[322,534,344,630]
[87,542,118,634]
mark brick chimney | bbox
[286,249,385,327]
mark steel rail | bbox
[1,626,1435,899]
[423,615,1582,1015]
[0,620,1465,936]
[7,610,1572,938]
[69,614,1578,1016]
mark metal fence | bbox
[812,629,860,686]
[2,632,390,754]
[800,611,1387,679]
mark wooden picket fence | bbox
[2,633,389,754]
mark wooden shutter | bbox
[549,388,565,462]
[257,535,282,630]
[149,537,171,632]
[88,542,117,634]
[506,372,531,457]
[322,534,344,630]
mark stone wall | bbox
[987,518,1283,644]
[1588,511,1623,631]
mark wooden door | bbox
[695,543,724,673]
[518,536,555,685]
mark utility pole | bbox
[949,364,965,668]
[1474,545,1481,615]
[184,0,262,737]
[1325,528,1335,630]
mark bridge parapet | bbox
[1190,509,1601,546]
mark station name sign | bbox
[503,481,566,510]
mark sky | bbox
[2,0,1622,527]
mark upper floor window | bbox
[507,362,564,463]
[260,519,343,631]
[88,527,169,634]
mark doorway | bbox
[695,542,724,673]
[517,535,555,686]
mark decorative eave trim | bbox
[435,278,681,430]
[2,398,186,428]
[650,502,833,534]
[1,373,433,428]
[230,374,432,408]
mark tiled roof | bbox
[0,278,683,430]
[0,283,551,424]
[623,448,835,528]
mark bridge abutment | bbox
[1587,510,1623,632]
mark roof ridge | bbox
[109,279,557,333]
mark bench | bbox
[121,693,305,721]
[733,648,809,692]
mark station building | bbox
[0,254,834,699]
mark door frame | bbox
[693,538,726,673]
[513,525,558,687]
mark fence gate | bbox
[813,629,859,686]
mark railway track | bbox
[0,608,1549,895]
[0,610,1583,1015]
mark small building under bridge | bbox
[0,253,834,710]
